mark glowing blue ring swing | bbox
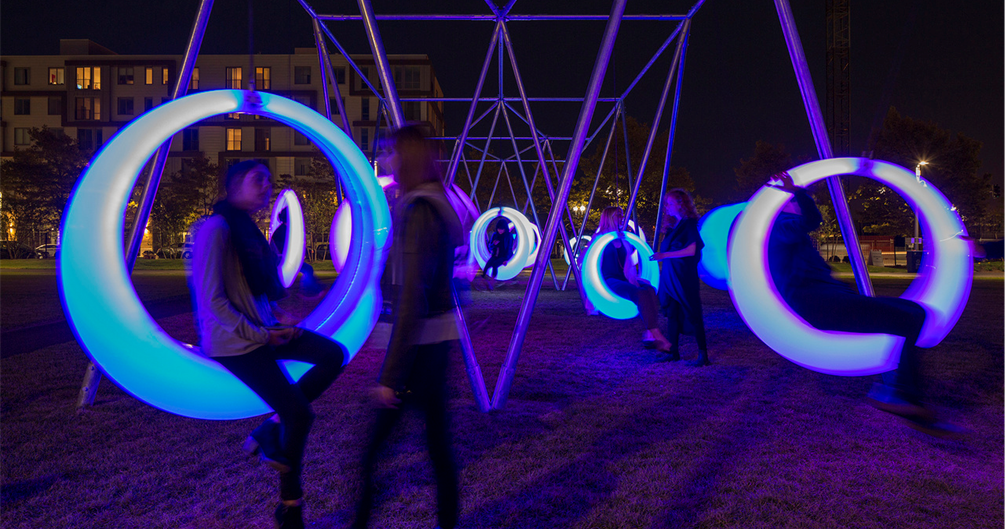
[582,231,660,320]
[728,157,972,376]
[470,207,532,281]
[268,189,306,288]
[59,90,391,420]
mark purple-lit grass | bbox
[1,275,1002,528]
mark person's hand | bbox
[371,385,401,409]
[267,327,298,346]
[768,171,799,193]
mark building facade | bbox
[1,39,445,177]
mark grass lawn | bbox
[0,270,1002,528]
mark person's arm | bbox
[379,201,439,391]
[192,218,274,345]
[650,242,696,261]
[770,171,822,233]
[623,247,640,287]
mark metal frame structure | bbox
[79,0,875,413]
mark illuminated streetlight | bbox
[913,161,928,248]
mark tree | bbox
[276,158,340,248]
[871,107,990,234]
[733,141,794,201]
[0,126,90,250]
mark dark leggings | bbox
[482,256,507,278]
[606,278,660,330]
[355,342,458,529]
[666,298,707,352]
[216,330,345,501]
[791,288,926,398]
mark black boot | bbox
[274,502,304,529]
[688,349,710,367]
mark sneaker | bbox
[274,502,304,529]
[866,383,935,422]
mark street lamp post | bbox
[913,161,928,249]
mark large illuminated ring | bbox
[728,157,971,376]
[522,221,542,267]
[582,232,660,320]
[268,189,306,288]
[564,235,593,266]
[697,202,747,290]
[470,207,531,281]
[59,90,391,419]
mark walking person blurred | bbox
[353,125,463,529]
[191,160,346,528]
[650,189,709,365]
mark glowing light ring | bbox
[582,232,660,320]
[522,221,542,267]
[59,90,390,419]
[697,202,747,290]
[728,157,971,376]
[268,189,306,288]
[470,207,531,281]
[564,235,593,266]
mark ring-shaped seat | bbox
[59,90,390,419]
[727,157,971,376]
[470,207,531,281]
[268,189,306,288]
[582,231,660,320]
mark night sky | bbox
[3,0,1002,204]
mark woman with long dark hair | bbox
[354,125,462,529]
[650,188,708,365]
[480,217,513,290]
[191,160,346,528]
[597,206,673,353]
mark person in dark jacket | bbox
[597,206,673,353]
[651,189,708,365]
[767,171,958,437]
[480,217,513,290]
[353,126,463,529]
[191,160,346,529]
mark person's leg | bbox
[688,301,710,366]
[414,342,459,529]
[665,300,684,360]
[272,330,346,402]
[353,395,406,528]
[215,348,313,502]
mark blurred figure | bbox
[651,189,708,365]
[597,206,673,353]
[353,125,462,529]
[479,217,514,291]
[768,171,959,437]
[191,160,346,528]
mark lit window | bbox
[162,67,169,85]
[118,67,134,85]
[13,128,30,145]
[117,97,134,116]
[14,98,30,115]
[225,67,242,89]
[255,67,271,90]
[145,67,154,85]
[49,67,65,85]
[48,97,62,115]
[294,66,311,84]
[190,67,199,90]
[255,128,271,151]
[75,67,101,90]
[226,128,242,151]
[14,68,29,85]
[75,97,100,120]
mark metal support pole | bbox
[774,0,873,296]
[312,18,352,135]
[357,0,404,127]
[445,22,502,188]
[467,102,504,202]
[78,0,215,411]
[623,23,687,229]
[486,162,505,207]
[453,285,491,412]
[492,0,626,410]
[653,27,691,246]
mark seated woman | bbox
[597,206,672,353]
[650,189,709,365]
[480,217,513,290]
[768,171,957,437]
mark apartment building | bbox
[1,39,446,178]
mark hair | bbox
[661,188,698,234]
[597,206,625,236]
[494,217,510,232]
[389,124,441,190]
[225,160,268,194]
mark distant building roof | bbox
[59,39,117,56]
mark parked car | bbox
[35,244,60,259]
[142,250,158,259]
[156,242,194,259]
[315,243,331,261]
